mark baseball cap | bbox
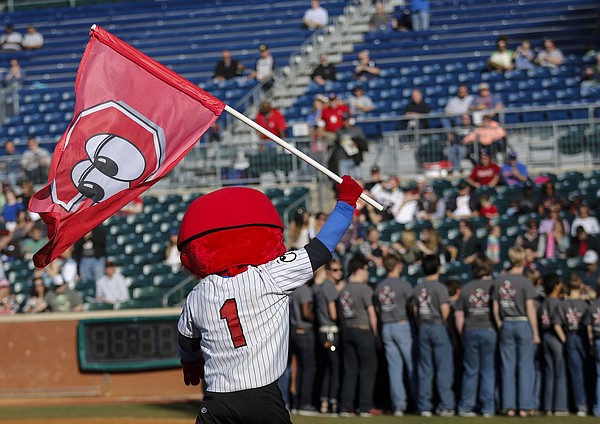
[423,185,433,193]
[105,260,116,268]
[508,151,517,160]
[478,82,490,91]
[479,147,490,156]
[371,165,380,173]
[328,92,337,100]
[258,44,268,52]
[583,250,599,264]
[415,174,426,183]
[342,112,352,120]
[457,180,469,190]
[0,279,9,288]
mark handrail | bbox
[162,274,196,307]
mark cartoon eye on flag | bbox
[30,25,382,269]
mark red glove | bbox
[336,175,363,208]
[181,357,204,386]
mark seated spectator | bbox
[537,181,566,215]
[538,218,569,260]
[479,194,499,219]
[0,278,18,315]
[255,100,287,142]
[511,180,538,215]
[21,226,48,261]
[447,220,481,264]
[329,113,368,179]
[119,196,144,216]
[500,151,528,186]
[22,24,43,50]
[369,1,394,32]
[443,85,473,129]
[1,140,22,188]
[394,229,421,265]
[164,230,181,272]
[416,225,448,260]
[581,52,600,85]
[95,261,130,305]
[0,24,22,51]
[391,184,420,224]
[288,207,311,250]
[248,44,275,91]
[580,250,600,289]
[469,83,503,119]
[446,114,473,174]
[539,203,570,235]
[21,136,51,184]
[514,39,535,70]
[416,185,446,221]
[10,209,33,245]
[320,93,350,144]
[44,275,83,312]
[354,226,393,265]
[3,58,25,87]
[535,38,564,69]
[487,36,514,73]
[2,188,24,232]
[303,0,328,30]
[348,86,375,116]
[365,165,383,191]
[213,49,245,82]
[310,54,337,87]
[404,88,431,129]
[516,219,542,253]
[462,115,506,157]
[22,277,49,313]
[571,205,600,237]
[370,175,403,212]
[353,49,380,80]
[394,8,412,32]
[467,148,500,188]
[446,181,480,220]
[58,247,79,289]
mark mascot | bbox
[177,176,363,424]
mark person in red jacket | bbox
[320,93,350,144]
[467,148,500,188]
[255,100,287,142]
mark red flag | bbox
[30,25,225,268]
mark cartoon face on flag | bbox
[50,101,166,212]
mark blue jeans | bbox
[566,331,589,411]
[382,321,416,411]
[79,256,105,282]
[459,328,497,415]
[417,323,455,412]
[338,159,361,180]
[499,320,535,410]
[593,339,600,417]
[446,145,467,170]
[411,10,430,31]
[542,332,567,413]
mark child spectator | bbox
[514,40,535,70]
[479,195,499,220]
[486,224,501,264]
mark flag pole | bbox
[224,104,384,211]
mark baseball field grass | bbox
[0,403,599,424]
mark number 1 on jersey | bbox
[220,298,247,348]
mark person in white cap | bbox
[581,250,600,289]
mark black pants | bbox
[196,381,291,424]
[339,328,377,413]
[290,329,316,408]
[318,331,340,404]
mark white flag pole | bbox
[224,105,384,211]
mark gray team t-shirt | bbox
[455,279,494,330]
[492,274,536,319]
[290,283,313,329]
[553,298,590,332]
[540,297,561,333]
[589,301,600,339]
[314,279,338,327]
[338,282,373,328]
[413,280,449,324]
[375,277,413,323]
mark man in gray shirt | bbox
[374,254,415,416]
[413,255,455,416]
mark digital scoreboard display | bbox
[77,315,180,372]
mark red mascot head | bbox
[177,187,287,278]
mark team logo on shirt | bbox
[339,290,355,318]
[279,252,297,263]
[541,308,551,328]
[377,286,396,311]
[566,307,583,330]
[418,288,432,315]
[468,288,490,308]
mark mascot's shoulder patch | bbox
[278,252,298,263]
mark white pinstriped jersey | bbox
[178,248,313,392]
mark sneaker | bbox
[394,410,404,417]
[459,411,477,417]
[482,413,494,418]
[298,405,320,416]
[437,409,456,417]
[339,411,353,417]
[576,411,588,417]
[358,412,372,417]
[421,411,433,417]
[554,411,570,417]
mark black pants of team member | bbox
[339,328,377,413]
[196,380,291,424]
[318,331,340,406]
[290,328,316,409]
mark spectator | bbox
[447,220,481,265]
[446,181,480,220]
[516,219,542,254]
[537,181,565,215]
[0,278,18,315]
[95,261,130,305]
[568,226,600,259]
[536,38,564,69]
[329,113,368,179]
[288,207,311,250]
[462,114,507,157]
[338,256,380,417]
[454,255,497,417]
[416,185,446,221]
[310,54,337,88]
[445,114,473,174]
[22,277,49,313]
[370,175,403,212]
[1,140,22,188]
[514,40,535,71]
[315,259,344,414]
[364,165,383,191]
[212,49,245,82]
[581,52,600,85]
[540,273,568,416]
[374,253,415,416]
[538,218,570,260]
[413,255,455,416]
[492,247,541,417]
[44,275,83,312]
[511,180,538,215]
[500,151,528,186]
[580,249,600,290]
[404,88,431,129]
[394,229,421,265]
[553,275,590,416]
[2,188,24,232]
[22,24,43,50]
[469,83,503,119]
[249,44,275,91]
[255,100,287,142]
[58,247,78,289]
[487,37,514,73]
[391,185,420,225]
[353,50,380,80]
[571,205,600,237]
[320,93,350,144]
[369,1,394,32]
[3,58,25,87]
[486,224,501,263]
[479,195,499,219]
[164,230,181,272]
[416,225,448,262]
[119,196,143,216]
[73,226,107,282]
[303,0,328,30]
[467,148,500,188]
[0,24,22,51]
[443,85,474,129]
[348,86,375,116]
[20,136,51,184]
[411,0,430,31]
[21,226,47,261]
